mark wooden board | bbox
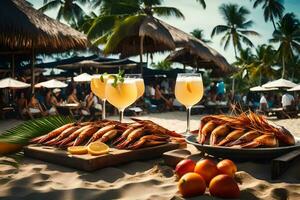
[271,149,300,179]
[24,143,183,171]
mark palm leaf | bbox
[196,0,206,9]
[0,116,74,144]
[152,6,185,19]
[39,0,61,12]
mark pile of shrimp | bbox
[31,119,184,150]
[197,111,295,148]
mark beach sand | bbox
[0,111,300,200]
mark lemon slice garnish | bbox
[67,146,88,155]
[87,141,110,156]
[187,82,192,93]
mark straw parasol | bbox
[74,73,92,82]
[165,48,232,75]
[0,0,88,53]
[262,78,297,88]
[0,77,30,89]
[0,0,89,91]
[160,21,233,74]
[35,79,67,88]
[288,85,300,91]
[106,16,175,58]
[104,16,231,74]
[250,86,278,92]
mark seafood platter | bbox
[24,119,185,171]
[187,111,300,159]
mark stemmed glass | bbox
[175,73,204,136]
[105,74,138,122]
[131,74,145,100]
[90,74,109,119]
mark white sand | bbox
[0,111,300,200]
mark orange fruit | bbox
[194,159,219,185]
[178,172,206,198]
[0,142,23,155]
[209,174,240,199]
[87,141,109,155]
[217,159,237,177]
[175,159,196,178]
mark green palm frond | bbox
[152,6,185,19]
[104,14,146,54]
[39,0,61,12]
[196,0,206,9]
[0,116,74,144]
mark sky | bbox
[28,0,300,64]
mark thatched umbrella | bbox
[0,0,89,90]
[165,48,232,76]
[104,16,176,73]
[104,16,231,75]
[161,21,233,75]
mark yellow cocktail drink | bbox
[105,79,137,110]
[175,77,203,107]
[90,75,108,100]
[135,78,145,99]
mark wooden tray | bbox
[24,143,183,171]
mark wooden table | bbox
[57,103,81,116]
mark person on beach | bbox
[67,88,80,104]
[259,93,269,112]
[17,92,29,119]
[282,92,295,111]
[28,93,47,118]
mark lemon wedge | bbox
[67,146,88,155]
[87,141,109,156]
[186,82,192,93]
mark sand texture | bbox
[1,112,300,200]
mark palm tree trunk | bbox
[232,44,237,97]
[271,17,277,30]
[259,70,262,85]
[140,36,144,74]
[282,56,285,78]
[233,45,237,58]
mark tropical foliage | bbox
[211,3,260,57]
[39,0,89,28]
[87,0,185,47]
[251,0,285,29]
[151,60,172,70]
[270,13,300,78]
[0,116,74,144]
[190,29,211,43]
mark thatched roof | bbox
[160,21,233,74]
[0,0,88,53]
[165,48,233,75]
[107,16,175,57]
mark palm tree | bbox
[269,13,300,78]
[251,0,285,30]
[196,0,206,9]
[39,0,89,28]
[190,29,211,43]
[248,44,277,84]
[211,4,260,58]
[87,0,184,43]
[233,48,254,83]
